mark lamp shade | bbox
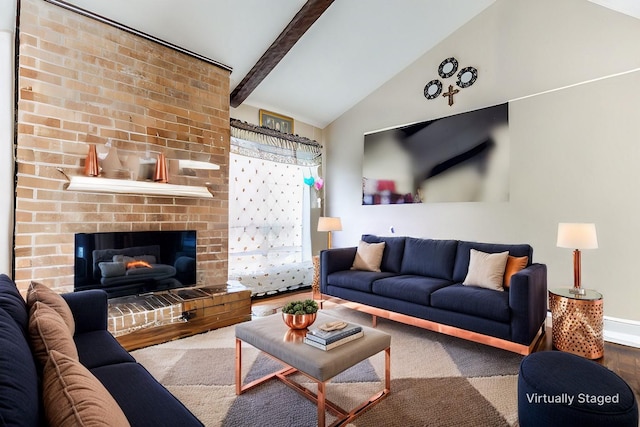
[557,223,598,249]
[317,217,342,232]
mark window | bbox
[227,123,321,297]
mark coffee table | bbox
[235,311,391,427]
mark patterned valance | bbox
[230,118,322,166]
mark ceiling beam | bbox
[229,0,335,108]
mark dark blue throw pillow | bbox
[0,307,40,427]
[0,274,29,334]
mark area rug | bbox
[131,306,523,426]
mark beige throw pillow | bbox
[43,350,131,427]
[351,241,386,272]
[27,281,75,335]
[462,249,509,291]
[29,302,79,367]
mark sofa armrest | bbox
[61,289,108,334]
[509,263,547,345]
[320,247,357,293]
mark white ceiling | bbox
[62,0,639,129]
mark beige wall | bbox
[323,0,640,321]
[14,0,230,293]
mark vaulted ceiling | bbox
[61,0,640,129]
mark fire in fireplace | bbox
[74,230,197,298]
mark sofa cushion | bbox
[91,362,203,426]
[453,241,533,283]
[29,301,79,367]
[27,281,75,335]
[0,274,29,333]
[504,256,529,288]
[74,330,135,369]
[372,275,452,306]
[43,350,131,427]
[400,237,458,280]
[430,283,511,323]
[0,307,40,427]
[362,235,406,273]
[351,240,385,272]
[327,270,396,293]
[463,249,509,291]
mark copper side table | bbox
[548,288,604,359]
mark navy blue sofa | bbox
[0,274,202,426]
[320,235,548,354]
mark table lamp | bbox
[556,223,598,295]
[317,217,342,249]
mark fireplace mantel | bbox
[66,176,214,198]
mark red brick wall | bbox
[14,0,230,293]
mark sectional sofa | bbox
[320,235,548,354]
[0,274,202,426]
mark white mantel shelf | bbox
[66,176,214,198]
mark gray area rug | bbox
[132,306,522,426]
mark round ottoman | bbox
[518,351,638,427]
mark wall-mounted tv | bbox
[363,103,509,204]
[74,230,197,298]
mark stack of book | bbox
[304,322,363,351]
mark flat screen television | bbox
[74,230,197,298]
[363,102,509,204]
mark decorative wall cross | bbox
[442,85,459,106]
[423,57,478,106]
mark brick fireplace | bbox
[14,0,230,294]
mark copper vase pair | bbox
[84,144,167,182]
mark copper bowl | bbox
[281,312,317,330]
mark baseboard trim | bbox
[603,316,640,348]
[546,312,640,349]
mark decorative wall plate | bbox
[438,57,458,78]
[456,67,478,88]
[424,79,443,99]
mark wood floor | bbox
[253,290,640,403]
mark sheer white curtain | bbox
[228,142,313,297]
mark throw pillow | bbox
[26,281,75,335]
[43,350,131,427]
[462,249,509,291]
[503,255,529,288]
[28,302,79,367]
[351,241,386,272]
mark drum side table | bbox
[548,288,604,359]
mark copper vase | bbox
[153,153,168,183]
[84,144,99,177]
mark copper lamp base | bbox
[569,248,585,295]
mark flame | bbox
[127,260,152,269]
